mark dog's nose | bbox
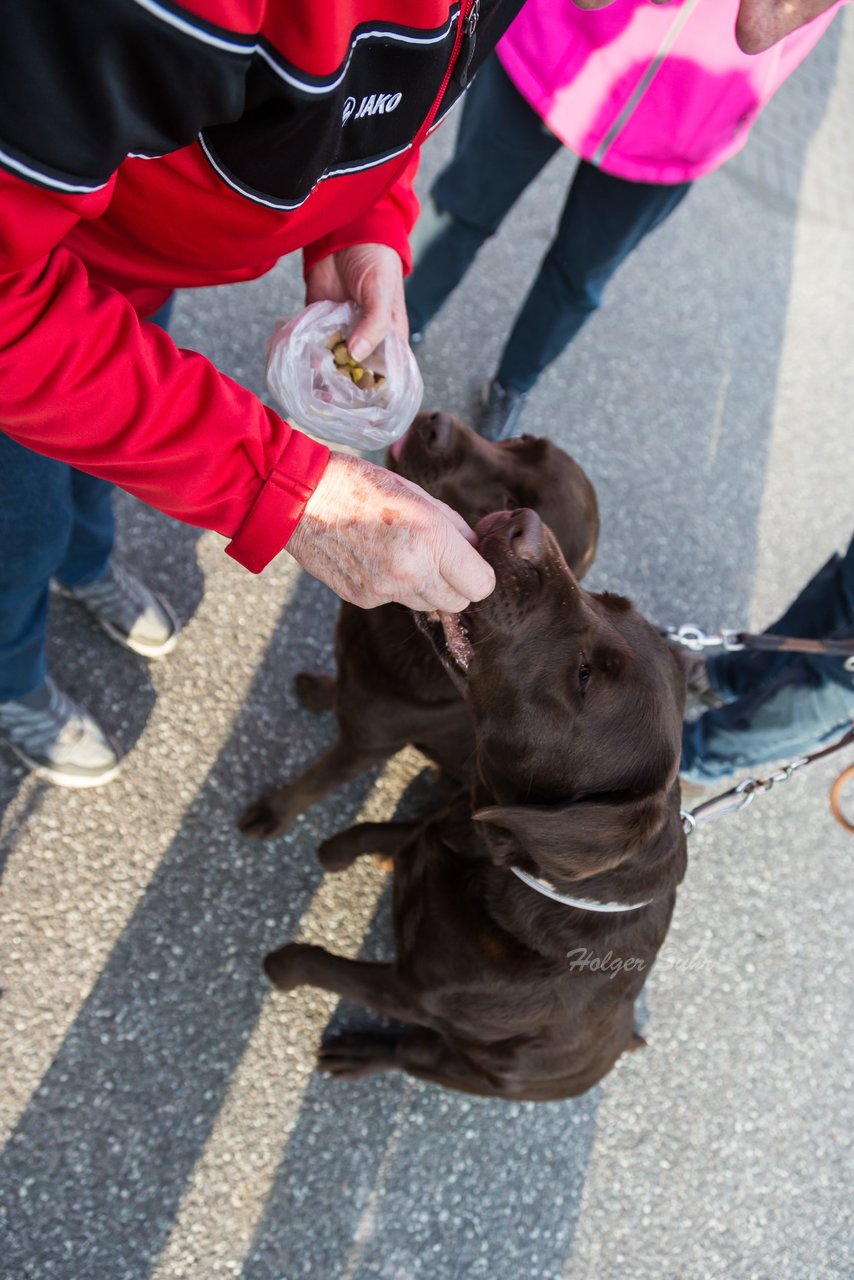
[421,411,454,453]
[506,508,545,561]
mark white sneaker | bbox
[56,560,179,658]
[0,679,121,787]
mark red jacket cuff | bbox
[303,206,414,278]
[226,429,330,574]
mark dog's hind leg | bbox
[293,670,337,711]
[317,820,420,871]
[238,737,391,839]
[319,1026,507,1097]
[264,944,419,1022]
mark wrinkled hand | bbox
[286,453,495,611]
[305,243,408,362]
[567,0,835,55]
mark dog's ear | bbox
[473,793,668,882]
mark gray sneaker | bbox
[0,679,121,787]
[56,561,179,659]
[477,379,528,441]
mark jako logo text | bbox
[342,92,403,124]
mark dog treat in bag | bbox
[265,300,423,449]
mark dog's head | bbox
[419,509,687,894]
[387,410,599,578]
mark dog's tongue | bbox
[388,428,409,461]
[428,611,473,672]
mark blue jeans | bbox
[681,535,854,783]
[0,295,174,700]
[405,57,691,394]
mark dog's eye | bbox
[579,664,591,691]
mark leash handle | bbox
[737,632,854,660]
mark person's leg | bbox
[0,436,74,700]
[0,295,177,783]
[56,293,179,657]
[496,163,691,394]
[57,473,116,588]
[681,657,854,785]
[708,534,854,700]
[405,57,561,335]
[0,435,121,784]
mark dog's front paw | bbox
[238,795,288,840]
[264,942,313,991]
[317,1032,398,1080]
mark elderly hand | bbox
[285,452,495,611]
[566,0,839,55]
[305,243,408,362]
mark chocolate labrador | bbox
[264,508,688,1101]
[239,411,599,838]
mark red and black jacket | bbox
[0,0,522,570]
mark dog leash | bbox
[661,625,854,833]
[513,725,854,916]
[680,723,854,835]
[662,623,854,664]
[512,730,854,917]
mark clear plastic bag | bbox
[265,300,424,449]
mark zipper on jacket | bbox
[414,1,475,150]
[455,0,480,87]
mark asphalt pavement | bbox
[1,13,853,1280]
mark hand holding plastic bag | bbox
[266,300,423,449]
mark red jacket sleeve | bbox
[0,170,330,573]
[302,147,421,278]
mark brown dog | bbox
[264,508,687,1101]
[239,411,599,838]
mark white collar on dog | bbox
[510,865,652,913]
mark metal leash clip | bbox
[682,757,810,834]
[666,624,745,653]
[682,779,757,832]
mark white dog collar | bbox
[510,865,652,913]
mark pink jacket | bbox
[497,0,845,184]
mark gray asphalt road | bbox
[2,14,853,1280]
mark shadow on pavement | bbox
[242,867,601,1280]
[0,780,49,883]
[0,570,378,1279]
